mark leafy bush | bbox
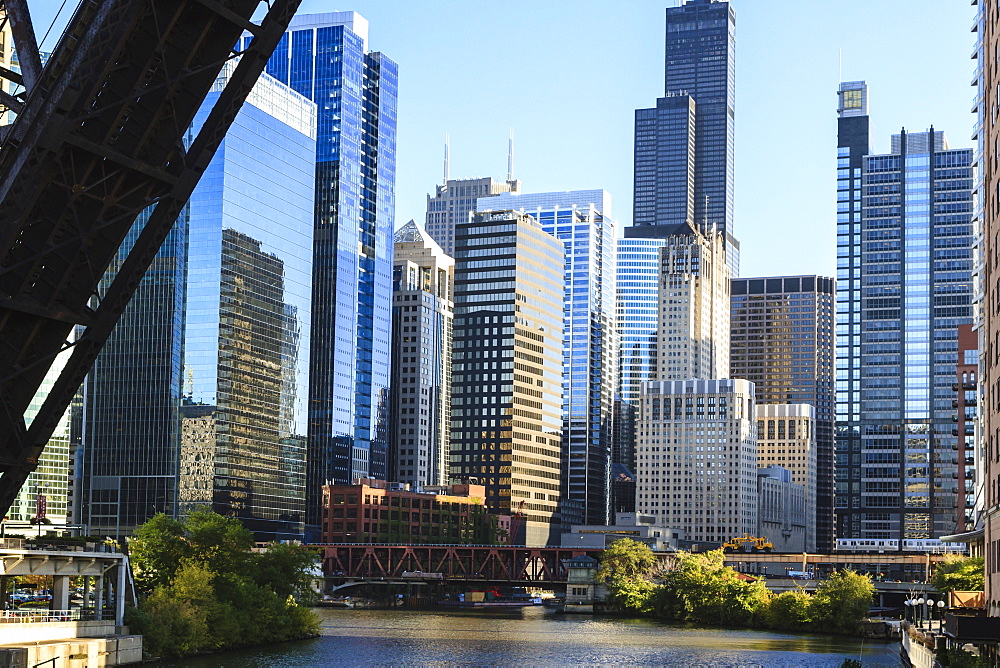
[766,590,813,631]
[931,555,985,594]
[126,512,319,659]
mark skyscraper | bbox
[390,221,454,489]
[253,13,398,538]
[81,65,317,540]
[836,85,974,543]
[450,210,564,546]
[654,223,730,381]
[636,379,757,545]
[756,404,817,552]
[628,0,738,274]
[730,276,836,551]
[427,176,520,256]
[614,237,667,514]
[478,190,617,526]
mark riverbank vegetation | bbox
[930,554,984,594]
[597,539,875,634]
[125,511,319,659]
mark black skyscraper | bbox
[629,0,738,274]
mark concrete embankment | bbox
[0,620,142,667]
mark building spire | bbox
[507,128,515,182]
[443,133,450,184]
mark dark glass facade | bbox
[836,105,975,543]
[256,14,398,539]
[450,211,565,546]
[629,0,737,274]
[730,275,836,551]
[478,191,617,528]
[81,68,317,540]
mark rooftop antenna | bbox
[444,133,450,184]
[838,48,842,83]
[507,128,515,182]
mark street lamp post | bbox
[925,599,935,631]
[937,600,946,632]
[916,598,925,629]
[904,599,911,624]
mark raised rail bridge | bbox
[0,0,300,516]
[319,544,605,584]
[320,544,955,586]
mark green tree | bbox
[129,514,189,593]
[596,538,659,584]
[130,510,255,594]
[809,570,875,634]
[126,512,319,659]
[931,555,984,594]
[766,590,813,631]
[254,542,319,602]
[658,550,770,627]
[134,561,218,657]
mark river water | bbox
[154,606,905,667]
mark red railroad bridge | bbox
[319,544,604,584]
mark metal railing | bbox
[0,609,82,623]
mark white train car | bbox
[835,538,967,554]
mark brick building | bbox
[320,479,500,544]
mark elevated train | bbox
[835,538,967,554]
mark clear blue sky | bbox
[34,0,977,279]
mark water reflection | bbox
[153,607,903,667]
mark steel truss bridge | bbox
[0,0,301,516]
[320,544,605,584]
[320,544,954,585]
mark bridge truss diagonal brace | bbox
[0,0,303,520]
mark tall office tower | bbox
[427,176,520,255]
[834,81,870,544]
[974,0,1000,625]
[953,325,977,533]
[11,352,72,530]
[835,91,974,543]
[253,14,398,538]
[478,190,616,526]
[450,210,565,546]
[730,276,836,551]
[655,223,730,381]
[756,404,817,552]
[389,221,454,489]
[80,65,317,539]
[615,237,667,513]
[635,379,757,545]
[628,0,738,275]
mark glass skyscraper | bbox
[614,236,667,509]
[427,176,520,256]
[730,275,836,551]
[629,0,738,275]
[253,13,398,538]
[450,210,565,546]
[478,190,617,526]
[836,82,974,542]
[80,65,317,540]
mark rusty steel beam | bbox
[0,0,301,518]
[321,545,605,583]
[3,0,42,91]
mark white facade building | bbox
[656,223,730,381]
[756,403,817,551]
[390,221,454,488]
[635,379,757,546]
